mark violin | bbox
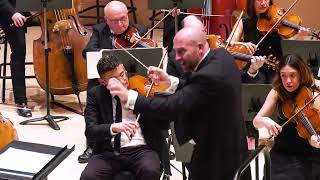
[257,4,320,39]
[128,75,166,97]
[282,86,320,141]
[0,112,18,150]
[114,27,157,48]
[207,34,278,70]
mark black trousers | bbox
[271,151,320,180]
[0,23,27,104]
[80,145,161,180]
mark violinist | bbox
[253,54,320,180]
[228,0,308,83]
[0,0,32,117]
[79,0,147,163]
[80,54,169,180]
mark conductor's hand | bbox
[263,117,282,137]
[11,12,26,27]
[107,78,129,103]
[248,56,265,74]
[112,121,138,139]
[309,135,320,148]
[148,66,171,88]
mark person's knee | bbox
[80,169,96,180]
[139,162,161,179]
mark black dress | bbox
[271,89,320,180]
[243,17,283,84]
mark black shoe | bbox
[16,103,32,118]
[78,147,93,163]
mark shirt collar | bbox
[193,49,210,72]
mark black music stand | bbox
[17,0,72,130]
[0,141,74,179]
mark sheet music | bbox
[0,147,54,175]
[86,51,103,79]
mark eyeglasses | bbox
[102,70,128,83]
[107,16,128,24]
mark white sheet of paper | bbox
[86,51,103,79]
[0,147,54,175]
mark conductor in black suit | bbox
[80,0,147,163]
[80,55,168,180]
[107,27,251,180]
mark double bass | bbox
[33,0,92,95]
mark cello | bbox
[33,0,92,96]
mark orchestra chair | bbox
[0,29,35,103]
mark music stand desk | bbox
[0,141,74,180]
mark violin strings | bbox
[256,0,299,47]
[267,91,320,141]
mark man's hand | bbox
[248,56,266,74]
[112,121,138,139]
[11,12,26,27]
[107,78,129,102]
[148,66,171,88]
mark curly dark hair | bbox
[97,54,122,77]
[272,54,314,101]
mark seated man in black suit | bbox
[80,55,167,180]
[79,0,147,163]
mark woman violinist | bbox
[228,0,308,83]
[253,54,320,180]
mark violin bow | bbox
[225,10,244,49]
[131,8,177,48]
[160,9,225,17]
[256,0,299,48]
[134,48,169,123]
[267,87,320,141]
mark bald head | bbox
[182,15,205,32]
[104,1,128,16]
[174,27,207,45]
[173,28,209,72]
[104,1,129,34]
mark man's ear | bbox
[98,78,107,86]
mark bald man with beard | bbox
[108,27,251,180]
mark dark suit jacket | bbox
[135,48,249,180]
[85,84,169,164]
[0,0,15,24]
[82,23,147,58]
